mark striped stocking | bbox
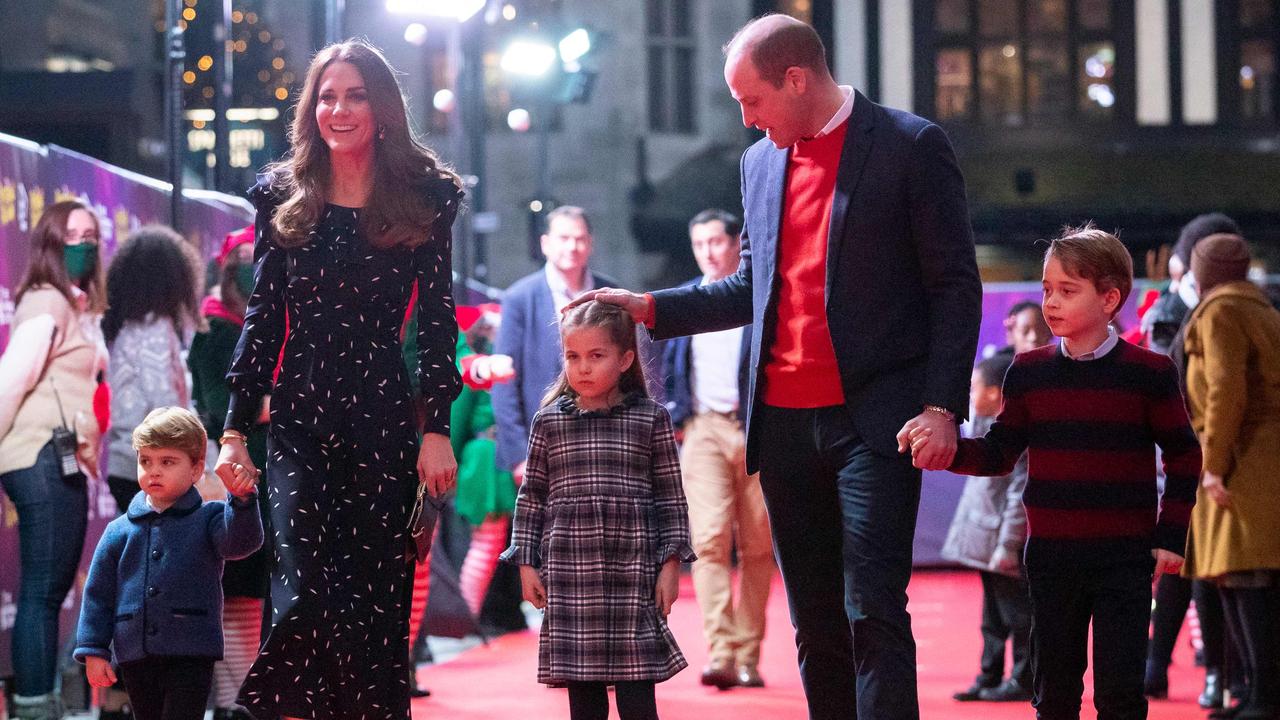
[460,516,510,616]
[213,596,264,709]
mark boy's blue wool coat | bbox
[74,486,263,664]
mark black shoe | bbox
[700,662,737,690]
[1201,669,1225,709]
[953,681,996,702]
[979,679,1034,702]
[1144,660,1170,699]
[410,684,432,698]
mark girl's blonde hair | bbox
[541,300,649,408]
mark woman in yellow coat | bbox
[1181,233,1280,720]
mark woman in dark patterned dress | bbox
[501,301,696,720]
[213,40,463,720]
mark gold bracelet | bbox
[220,429,248,445]
[923,404,956,421]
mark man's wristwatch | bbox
[923,404,956,421]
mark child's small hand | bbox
[85,656,117,688]
[989,545,1020,575]
[519,564,547,609]
[224,462,259,499]
[1152,548,1184,577]
[655,558,680,617]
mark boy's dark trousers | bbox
[1027,559,1154,720]
[119,656,214,720]
[977,570,1033,688]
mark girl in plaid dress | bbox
[501,300,696,720]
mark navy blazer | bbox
[75,487,263,665]
[492,268,619,471]
[650,92,982,472]
[661,277,752,428]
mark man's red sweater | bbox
[762,121,848,408]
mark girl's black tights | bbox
[566,681,658,720]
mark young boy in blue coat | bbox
[74,406,263,720]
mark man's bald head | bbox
[724,14,829,88]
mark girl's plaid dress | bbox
[501,393,696,684]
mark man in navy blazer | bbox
[579,15,982,720]
[662,210,773,691]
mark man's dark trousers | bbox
[757,404,922,720]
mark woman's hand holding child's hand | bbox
[520,565,547,610]
[85,656,117,688]
[222,462,259,499]
[655,558,680,617]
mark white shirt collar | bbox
[814,85,855,138]
[544,263,594,309]
[1060,326,1119,361]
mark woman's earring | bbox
[378,125,386,140]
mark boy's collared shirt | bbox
[1060,326,1119,361]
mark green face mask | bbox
[64,244,96,281]
[235,265,255,297]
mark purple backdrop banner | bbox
[0,132,252,677]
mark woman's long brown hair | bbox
[541,301,650,408]
[16,200,107,314]
[265,39,463,249]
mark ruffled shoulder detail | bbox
[420,174,465,228]
[555,391,647,419]
[247,171,287,214]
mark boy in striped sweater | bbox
[902,224,1202,720]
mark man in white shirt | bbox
[662,210,773,689]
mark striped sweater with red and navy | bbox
[950,340,1201,568]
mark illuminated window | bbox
[928,0,1120,124]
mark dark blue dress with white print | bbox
[224,176,462,720]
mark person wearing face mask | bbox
[0,200,110,720]
[1143,213,1241,356]
[1140,213,1241,707]
[187,226,271,720]
[1182,234,1280,720]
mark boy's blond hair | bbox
[132,407,207,464]
[1045,222,1133,317]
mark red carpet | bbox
[415,570,1209,719]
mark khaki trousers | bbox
[680,411,774,668]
